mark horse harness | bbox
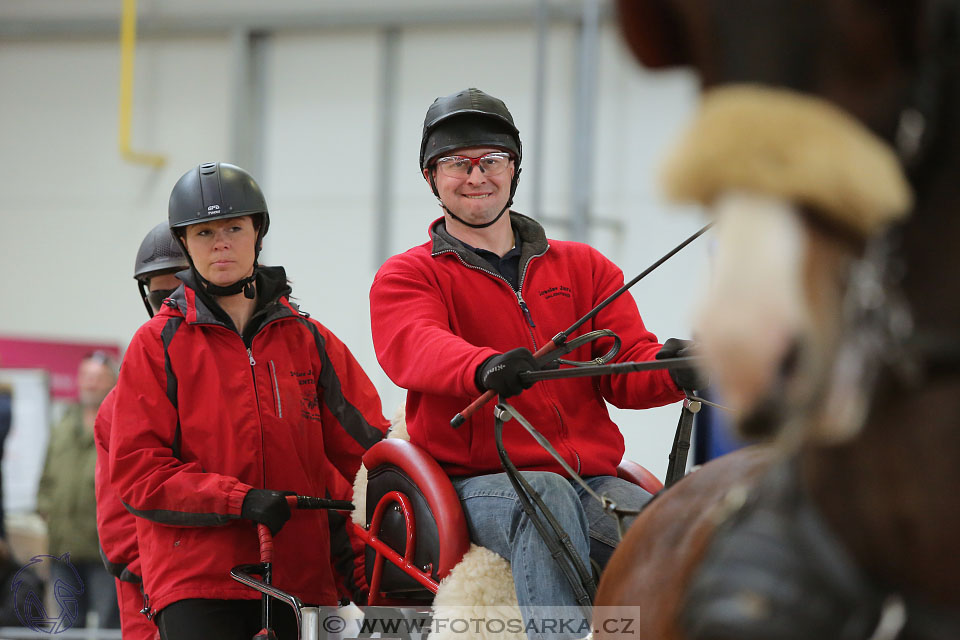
[677,169,960,640]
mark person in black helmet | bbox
[132,222,189,318]
[370,89,708,639]
[94,223,188,640]
[109,163,390,640]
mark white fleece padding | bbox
[352,403,408,527]
[694,191,807,417]
[428,544,523,640]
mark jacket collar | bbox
[429,211,549,273]
[164,265,298,333]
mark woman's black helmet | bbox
[168,162,269,237]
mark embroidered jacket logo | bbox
[538,286,572,300]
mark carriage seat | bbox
[361,438,664,604]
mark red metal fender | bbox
[617,459,664,494]
[361,439,471,582]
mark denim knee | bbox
[520,473,586,527]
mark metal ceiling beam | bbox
[229,29,270,181]
[570,0,602,243]
[374,27,400,270]
[0,3,612,40]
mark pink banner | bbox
[0,336,121,400]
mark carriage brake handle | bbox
[232,495,354,638]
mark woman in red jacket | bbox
[109,162,389,640]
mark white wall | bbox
[0,2,708,480]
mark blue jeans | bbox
[451,472,651,640]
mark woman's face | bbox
[182,216,257,288]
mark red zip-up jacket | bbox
[97,391,370,615]
[109,267,389,615]
[370,214,684,478]
[95,389,139,582]
[94,388,155,640]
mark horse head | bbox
[617,0,957,443]
[595,5,960,637]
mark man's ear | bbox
[616,0,690,69]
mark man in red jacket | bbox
[369,88,707,639]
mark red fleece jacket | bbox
[370,214,683,477]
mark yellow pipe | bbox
[118,0,166,167]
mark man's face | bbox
[425,147,515,227]
[76,357,116,409]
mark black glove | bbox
[476,347,539,397]
[656,338,709,391]
[241,489,293,535]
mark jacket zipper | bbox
[515,290,536,328]
[246,346,267,486]
[438,243,578,471]
[269,360,283,418]
[435,248,546,351]
[177,308,295,491]
[514,244,576,474]
[242,314,298,488]
[551,404,579,473]
[514,246,546,340]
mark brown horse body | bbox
[595,446,775,640]
[597,1,960,638]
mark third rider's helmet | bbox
[134,221,189,317]
[134,222,189,285]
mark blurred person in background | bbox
[94,222,188,640]
[37,351,120,629]
[109,162,389,640]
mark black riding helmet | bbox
[420,88,523,228]
[134,222,189,317]
[168,162,269,299]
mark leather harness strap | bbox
[681,462,884,640]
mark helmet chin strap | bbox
[175,226,263,300]
[199,270,258,299]
[429,169,515,230]
[440,200,510,229]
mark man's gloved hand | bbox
[476,347,539,397]
[241,489,293,535]
[656,338,709,391]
